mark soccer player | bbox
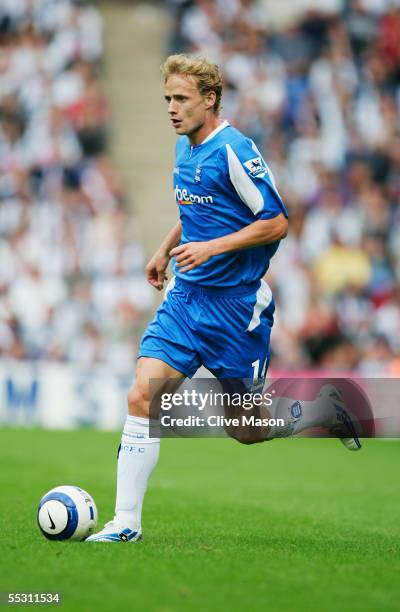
[86,55,361,543]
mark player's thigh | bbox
[138,284,201,378]
[128,357,186,417]
[200,294,274,381]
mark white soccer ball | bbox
[37,485,98,541]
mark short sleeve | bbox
[223,137,288,220]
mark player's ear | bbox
[204,91,216,111]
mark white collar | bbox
[200,120,229,145]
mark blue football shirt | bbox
[172,121,288,287]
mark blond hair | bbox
[160,54,223,114]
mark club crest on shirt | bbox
[194,165,202,183]
[243,156,267,178]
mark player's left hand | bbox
[170,241,216,272]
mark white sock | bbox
[268,396,333,438]
[114,415,160,532]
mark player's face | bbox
[164,74,212,137]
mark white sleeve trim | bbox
[251,140,279,192]
[226,143,265,215]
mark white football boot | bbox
[317,384,362,451]
[85,520,143,542]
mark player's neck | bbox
[188,115,222,146]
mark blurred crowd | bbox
[0,0,152,375]
[167,0,400,374]
[2,0,400,376]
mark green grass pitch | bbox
[1,429,399,611]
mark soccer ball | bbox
[37,485,98,541]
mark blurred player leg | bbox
[267,384,362,450]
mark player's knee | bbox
[225,427,254,444]
[127,383,150,418]
[225,427,267,445]
[235,434,263,445]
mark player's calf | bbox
[223,397,273,445]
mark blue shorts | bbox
[138,277,275,380]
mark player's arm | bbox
[171,215,287,272]
[146,221,181,290]
[212,214,288,253]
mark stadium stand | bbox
[0,0,153,376]
[167,0,400,374]
[2,0,400,376]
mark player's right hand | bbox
[145,251,170,291]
